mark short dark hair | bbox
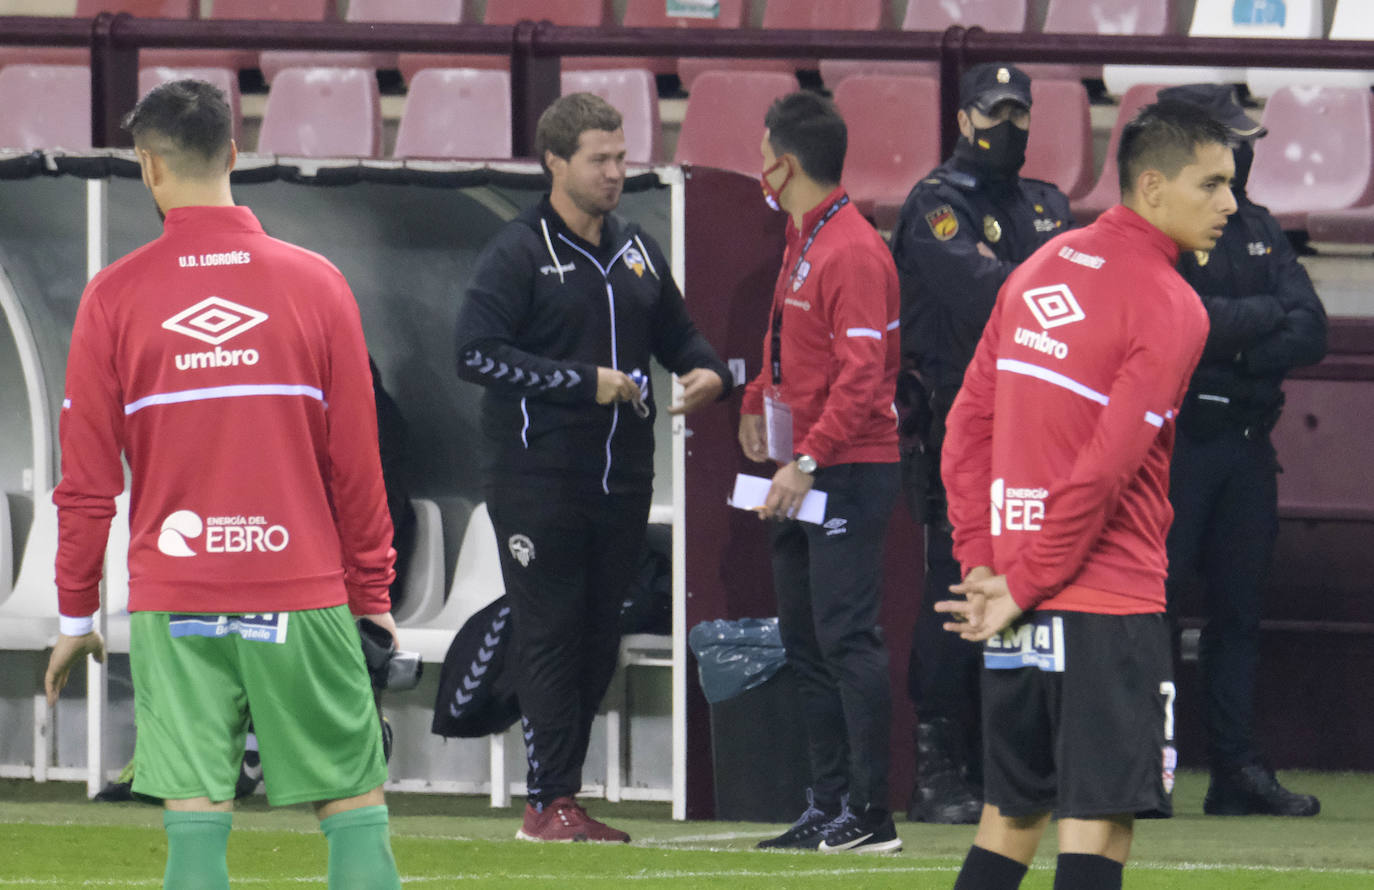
[534,92,623,176]
[764,92,846,186]
[1117,99,1232,196]
[121,79,233,178]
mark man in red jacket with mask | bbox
[740,91,902,855]
[936,101,1236,889]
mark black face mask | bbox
[1232,140,1255,193]
[969,119,1029,178]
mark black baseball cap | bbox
[959,63,1032,115]
[1157,83,1267,139]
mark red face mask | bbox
[760,156,793,212]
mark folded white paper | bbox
[729,473,828,525]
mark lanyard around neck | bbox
[771,195,849,386]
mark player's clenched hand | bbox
[934,570,1022,642]
[45,632,106,707]
[595,367,639,406]
[738,413,769,463]
[359,611,400,649]
[669,368,724,416]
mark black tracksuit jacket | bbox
[455,196,730,495]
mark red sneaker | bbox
[515,797,631,843]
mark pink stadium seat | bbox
[821,0,1028,89]
[392,69,512,160]
[561,68,660,165]
[833,74,940,228]
[1028,0,1179,83]
[563,0,747,76]
[0,65,91,152]
[680,0,890,92]
[674,70,797,177]
[0,1,195,69]
[399,0,611,85]
[256,67,381,158]
[259,0,468,84]
[1021,79,1094,200]
[142,0,332,75]
[1069,83,1160,224]
[1307,206,1374,246]
[1247,86,1374,231]
[138,66,243,144]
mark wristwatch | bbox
[794,453,818,475]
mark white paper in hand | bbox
[728,473,828,525]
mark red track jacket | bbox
[942,206,1209,614]
[55,206,394,621]
[742,188,900,467]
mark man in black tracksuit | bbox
[888,64,1073,823]
[455,94,730,842]
[1161,84,1327,817]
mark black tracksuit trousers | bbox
[771,462,898,813]
[487,485,652,806]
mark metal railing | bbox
[2,13,1373,155]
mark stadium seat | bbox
[142,0,332,75]
[259,0,461,83]
[392,497,446,626]
[0,491,59,650]
[1027,0,1179,84]
[561,68,659,165]
[1247,86,1374,232]
[1249,0,1374,96]
[398,0,611,85]
[1022,78,1094,201]
[1103,0,1321,96]
[563,0,746,76]
[1307,206,1374,246]
[0,495,12,610]
[256,67,382,158]
[832,74,940,228]
[673,70,798,177]
[392,68,512,159]
[0,1,195,69]
[0,65,91,151]
[820,0,1028,89]
[138,66,242,144]
[405,500,506,664]
[1069,82,1160,223]
[679,0,890,92]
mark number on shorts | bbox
[1159,681,1177,741]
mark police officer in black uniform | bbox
[889,63,1073,824]
[1161,83,1327,817]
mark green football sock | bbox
[162,810,231,890]
[321,805,401,890]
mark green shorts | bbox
[129,605,387,806]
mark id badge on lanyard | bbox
[764,391,793,462]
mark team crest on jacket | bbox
[792,258,812,292]
[508,534,535,567]
[623,246,646,278]
[925,205,958,241]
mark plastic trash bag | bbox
[687,617,787,704]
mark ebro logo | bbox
[990,479,1048,536]
[157,510,290,557]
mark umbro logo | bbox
[162,297,268,346]
[1022,284,1085,330]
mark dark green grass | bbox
[2,770,1371,887]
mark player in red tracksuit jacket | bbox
[936,103,1236,890]
[739,93,902,855]
[43,80,401,890]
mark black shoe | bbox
[1204,761,1320,817]
[234,749,263,800]
[818,806,903,855]
[757,789,837,850]
[909,718,982,824]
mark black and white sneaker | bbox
[756,789,838,850]
[818,807,903,855]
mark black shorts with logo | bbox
[980,610,1176,820]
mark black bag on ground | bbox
[431,596,521,738]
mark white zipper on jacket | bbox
[557,232,634,494]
